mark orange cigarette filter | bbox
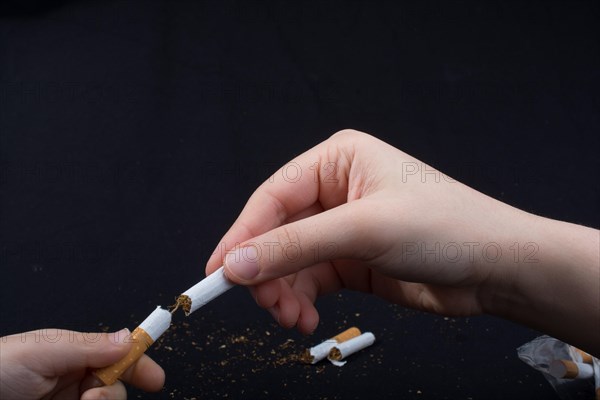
[94,327,154,385]
[573,347,594,365]
[94,307,171,386]
[301,326,362,364]
[549,359,594,380]
[332,327,361,343]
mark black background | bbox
[1,1,598,399]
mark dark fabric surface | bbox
[1,1,598,399]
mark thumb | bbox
[223,202,370,284]
[30,328,132,376]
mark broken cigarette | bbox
[172,266,235,316]
[548,359,594,380]
[328,332,376,367]
[94,306,171,385]
[300,327,361,364]
[571,347,594,365]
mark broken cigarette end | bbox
[93,307,171,386]
[329,347,343,361]
[179,266,235,316]
[171,295,192,316]
[327,332,376,367]
[299,349,314,364]
[301,327,362,364]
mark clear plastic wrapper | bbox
[517,335,597,400]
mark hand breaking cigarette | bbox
[94,266,235,386]
[94,307,172,385]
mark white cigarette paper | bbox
[139,306,172,340]
[94,306,171,385]
[180,266,235,315]
[328,332,376,367]
[302,327,361,364]
[307,339,338,364]
[548,359,594,379]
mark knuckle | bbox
[275,225,301,252]
[330,128,363,140]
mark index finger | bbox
[205,131,357,274]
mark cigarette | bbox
[328,332,376,367]
[171,266,235,316]
[593,357,600,400]
[94,306,171,385]
[571,346,594,365]
[548,359,594,380]
[300,327,362,364]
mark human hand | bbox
[0,328,165,400]
[206,130,533,331]
[206,130,599,356]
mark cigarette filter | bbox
[94,306,171,385]
[571,347,594,365]
[174,266,235,316]
[328,332,376,367]
[548,359,594,380]
[301,327,362,364]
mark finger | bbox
[223,200,379,285]
[118,354,165,392]
[80,354,164,395]
[81,379,127,400]
[284,202,324,224]
[273,279,301,329]
[21,329,131,377]
[254,279,283,309]
[296,290,320,335]
[206,132,358,274]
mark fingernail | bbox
[109,328,130,345]
[225,246,259,280]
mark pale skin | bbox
[0,328,164,400]
[1,131,597,400]
[206,129,600,357]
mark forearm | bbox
[481,215,600,356]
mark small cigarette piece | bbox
[548,359,594,380]
[176,266,235,316]
[301,327,361,364]
[572,347,594,365]
[593,357,600,400]
[94,307,171,385]
[328,332,376,367]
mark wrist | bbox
[479,213,600,354]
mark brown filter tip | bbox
[560,360,580,379]
[329,347,343,361]
[93,327,154,385]
[332,327,361,343]
[574,347,594,365]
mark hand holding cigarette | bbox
[0,328,165,400]
[206,129,600,357]
[93,266,234,388]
